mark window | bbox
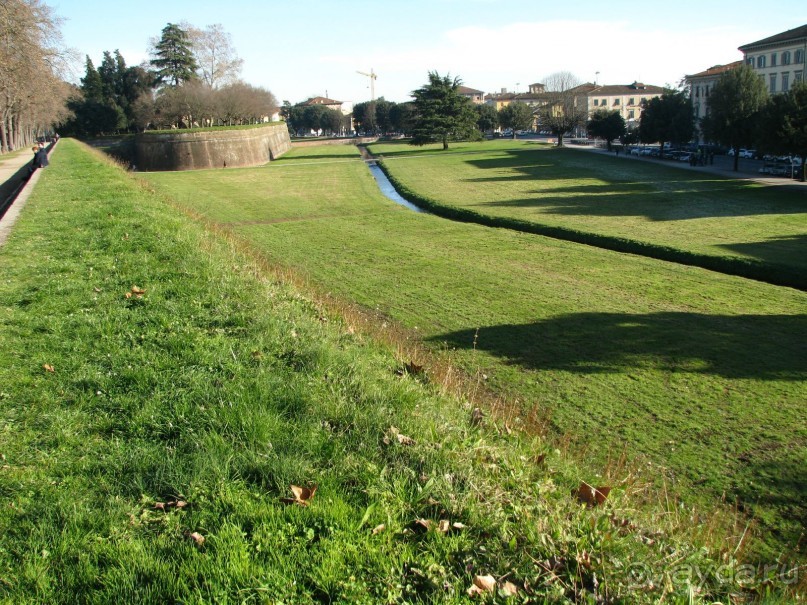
[601,98,606,106]
[593,99,599,106]
[796,49,804,64]
[770,73,777,92]
[746,56,754,66]
[693,103,700,118]
[782,51,791,65]
[613,98,620,106]
[758,55,766,68]
[641,97,647,104]
[771,53,777,67]
[628,109,635,119]
[629,97,635,105]
[796,70,804,83]
[782,73,789,91]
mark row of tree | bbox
[62,22,278,136]
[0,0,71,153]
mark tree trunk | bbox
[733,153,739,172]
[442,134,448,150]
[556,132,564,147]
[800,155,806,182]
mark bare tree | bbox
[0,0,70,152]
[538,71,588,147]
[187,24,243,89]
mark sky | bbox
[52,0,806,106]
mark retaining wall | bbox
[135,123,291,171]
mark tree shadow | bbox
[461,149,807,221]
[428,312,807,380]
[718,235,807,266]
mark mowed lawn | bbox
[369,140,807,277]
[143,144,807,558]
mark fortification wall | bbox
[135,123,291,171]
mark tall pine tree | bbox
[151,23,198,87]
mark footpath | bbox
[0,143,53,246]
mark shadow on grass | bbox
[461,150,807,221]
[428,312,807,380]
[719,235,807,266]
[280,152,363,162]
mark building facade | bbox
[684,61,742,142]
[582,82,664,128]
[457,86,485,104]
[738,24,807,95]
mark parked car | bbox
[739,149,757,159]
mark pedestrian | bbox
[31,145,49,170]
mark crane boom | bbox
[356,68,378,102]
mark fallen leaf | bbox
[470,408,484,427]
[404,361,424,375]
[188,531,205,546]
[174,500,189,510]
[500,581,519,597]
[574,482,611,506]
[467,575,496,597]
[396,433,415,446]
[125,292,132,299]
[371,523,386,535]
[413,518,433,532]
[93,287,101,293]
[452,522,467,530]
[437,519,450,533]
[281,484,317,506]
[130,285,146,297]
[153,502,166,511]
[43,364,55,373]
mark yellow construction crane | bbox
[356,68,378,102]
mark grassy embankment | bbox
[369,140,807,289]
[143,143,807,565]
[1,139,782,601]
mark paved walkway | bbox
[0,144,51,246]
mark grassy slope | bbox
[143,145,807,562]
[368,140,807,277]
[2,140,772,602]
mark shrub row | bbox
[376,161,806,291]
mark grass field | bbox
[143,144,807,563]
[368,140,807,281]
[6,139,781,602]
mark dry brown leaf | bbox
[405,361,424,375]
[467,575,497,597]
[153,502,166,511]
[500,581,519,597]
[129,285,146,298]
[396,433,415,446]
[125,291,133,299]
[188,531,205,546]
[437,519,450,533]
[452,522,467,530]
[281,484,317,506]
[414,518,433,532]
[470,407,484,427]
[574,482,611,506]
[93,287,102,293]
[371,523,386,535]
[174,500,188,510]
[43,364,55,373]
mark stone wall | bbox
[135,123,291,171]
[291,136,378,148]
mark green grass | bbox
[368,140,807,283]
[142,144,807,565]
[144,122,280,135]
[3,140,785,602]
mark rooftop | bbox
[303,97,342,106]
[685,61,743,80]
[738,23,807,51]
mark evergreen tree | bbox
[475,103,499,134]
[499,102,534,138]
[151,23,198,87]
[639,90,693,154]
[80,56,103,102]
[587,109,626,151]
[411,72,479,150]
[701,64,768,171]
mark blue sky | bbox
[52,0,805,105]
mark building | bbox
[684,62,742,142]
[580,82,664,128]
[739,24,807,94]
[302,96,344,112]
[457,86,485,104]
